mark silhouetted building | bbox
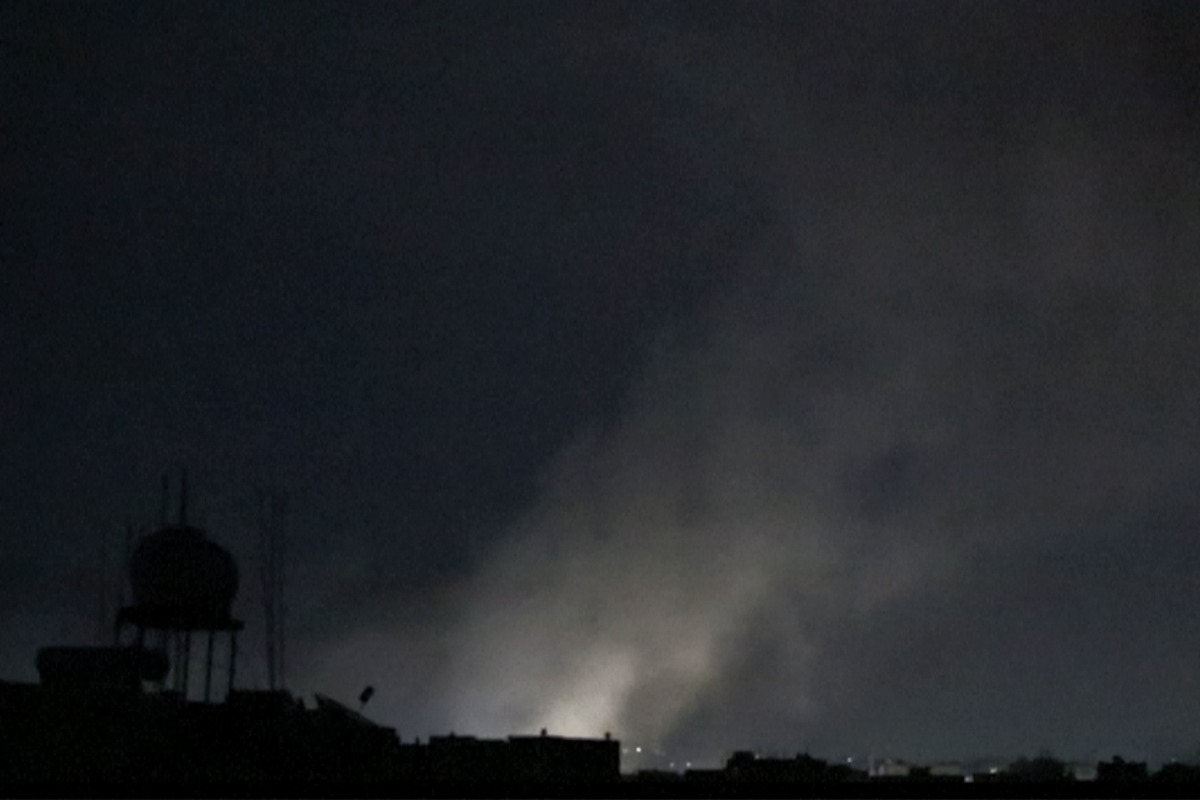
[507,729,620,782]
[1097,755,1148,782]
[724,750,861,783]
[426,733,513,782]
[1154,762,1200,782]
[1006,754,1072,782]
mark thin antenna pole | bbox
[277,495,286,690]
[97,525,108,645]
[179,468,188,526]
[257,491,277,691]
[120,523,134,609]
[161,474,169,527]
[256,490,289,691]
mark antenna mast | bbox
[257,491,287,691]
[276,495,286,690]
[97,524,109,645]
[120,523,133,609]
[160,473,169,527]
[179,468,189,525]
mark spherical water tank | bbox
[129,525,239,619]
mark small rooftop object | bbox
[36,646,169,691]
[314,692,379,727]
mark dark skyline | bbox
[4,0,1200,768]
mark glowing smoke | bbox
[442,119,1198,773]
[294,4,1200,766]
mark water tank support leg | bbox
[182,630,192,699]
[171,633,179,692]
[204,630,214,702]
[228,630,238,696]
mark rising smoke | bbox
[298,3,1200,767]
[437,4,1200,765]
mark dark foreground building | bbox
[0,667,620,788]
[0,486,620,791]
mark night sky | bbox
[5,0,1200,769]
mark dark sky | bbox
[4,0,1200,769]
